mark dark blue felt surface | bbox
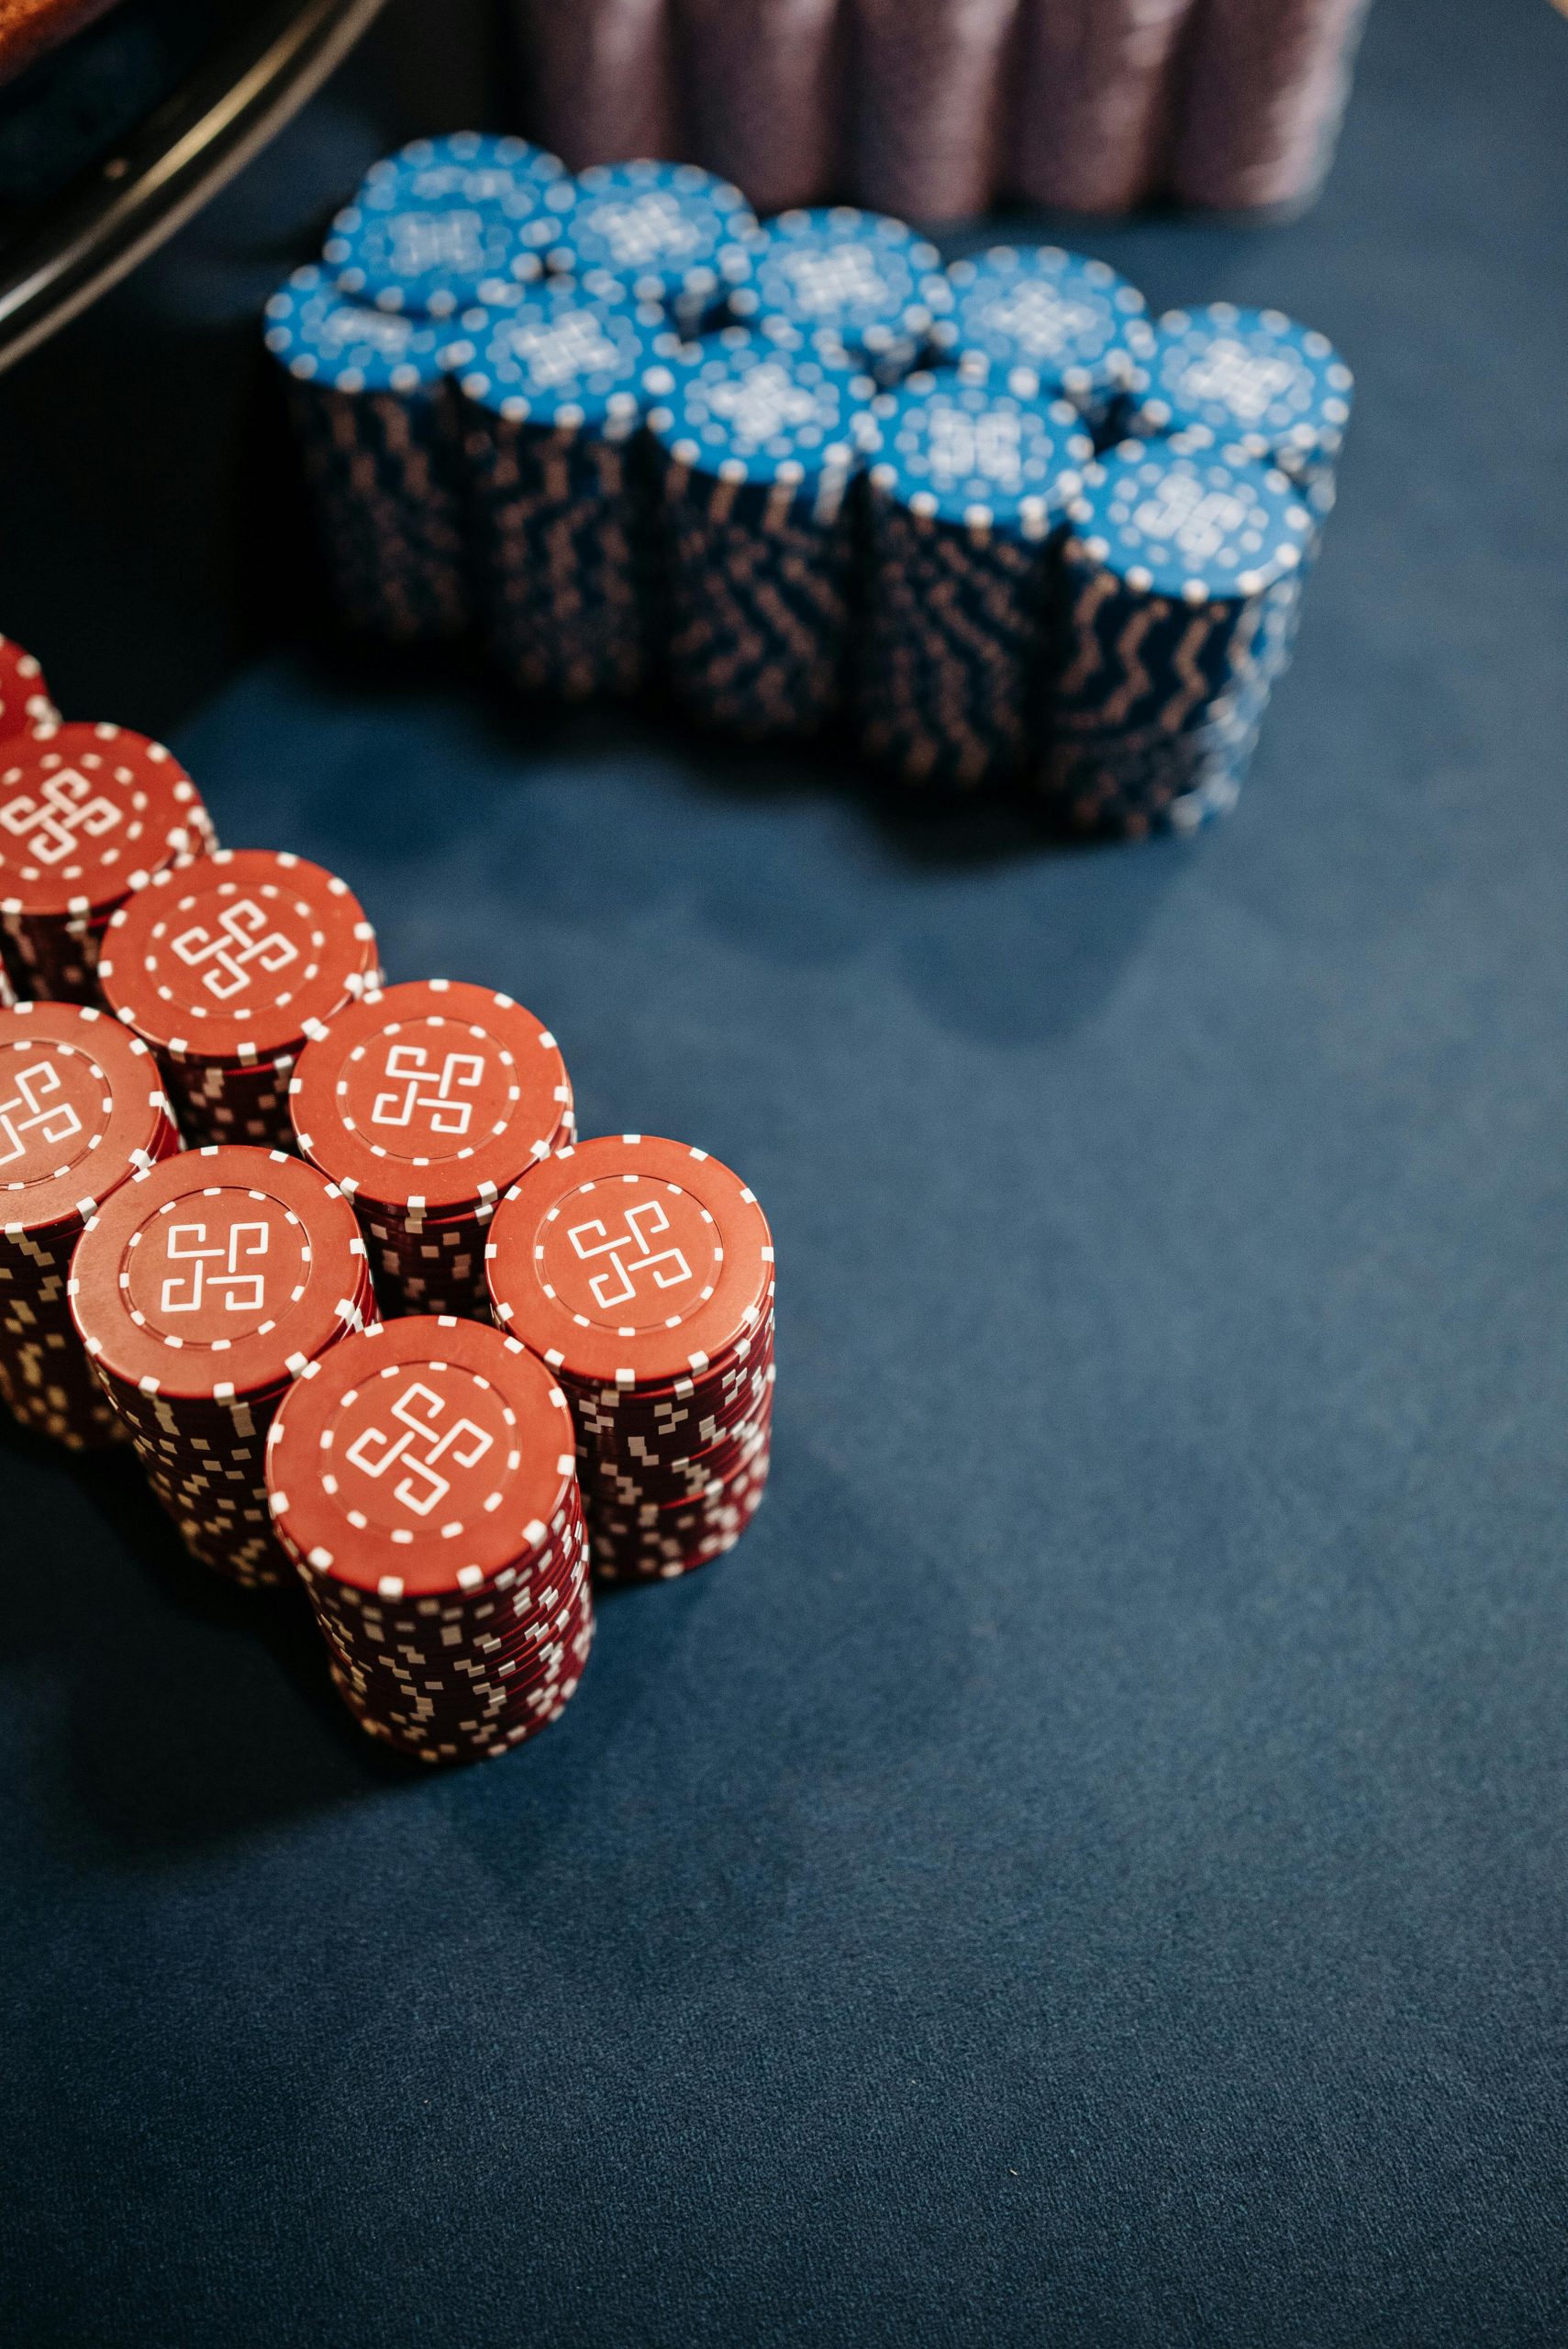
[4,2,1568,2342]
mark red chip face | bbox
[0,724,210,919]
[70,1143,367,1399]
[318,1362,520,1533]
[289,980,572,1212]
[537,1172,724,1333]
[265,1316,580,1596]
[0,1001,169,1230]
[485,1134,774,1386]
[119,1186,314,1347]
[98,850,378,1063]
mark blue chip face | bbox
[729,207,951,362]
[1066,442,1315,599]
[646,328,874,487]
[1136,305,1353,471]
[864,373,1095,534]
[550,161,757,306]
[931,245,1151,403]
[323,170,573,317]
[361,131,566,203]
[262,264,448,394]
[442,281,684,430]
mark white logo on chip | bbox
[370,1042,484,1140]
[0,1057,83,1168]
[1131,473,1254,566]
[343,1376,494,1517]
[159,1218,270,1316]
[584,192,706,269]
[568,1197,693,1312]
[1173,340,1300,424]
[388,209,487,277]
[171,898,301,1003]
[1,768,121,864]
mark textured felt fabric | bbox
[2,1,1566,2342]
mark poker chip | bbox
[266,1315,594,1764]
[484,1133,776,1583]
[0,722,217,1005]
[360,131,567,202]
[263,264,470,644]
[324,153,574,317]
[929,246,1153,438]
[727,206,952,385]
[97,849,381,1151]
[1125,304,1353,489]
[288,978,575,1319]
[1041,439,1315,837]
[645,327,875,740]
[68,1144,372,1583]
[440,282,683,699]
[1170,0,1372,215]
[855,372,1095,787]
[1011,1,1195,214]
[0,635,57,741]
[547,161,758,335]
[0,1000,179,1448]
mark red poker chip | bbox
[265,1313,579,1599]
[289,978,573,1218]
[0,724,213,922]
[1,1000,174,1233]
[69,1143,368,1402]
[485,1133,774,1388]
[97,850,378,1065]
[0,638,55,741]
[317,1570,590,1685]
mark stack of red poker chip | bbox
[484,1133,775,1584]
[266,1316,593,1765]
[0,1000,180,1446]
[97,849,380,1150]
[0,636,57,741]
[69,1144,373,1585]
[287,978,575,1319]
[0,723,216,1004]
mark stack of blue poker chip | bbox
[644,326,875,739]
[1161,422,1321,706]
[1125,304,1353,492]
[323,152,574,320]
[1042,440,1315,838]
[855,372,1095,790]
[262,264,469,643]
[728,207,951,386]
[441,281,684,701]
[929,246,1153,442]
[547,161,757,335]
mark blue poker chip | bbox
[862,373,1095,537]
[1130,304,1353,478]
[548,161,757,322]
[1065,441,1314,600]
[645,327,873,493]
[441,281,684,432]
[929,246,1151,414]
[262,264,448,393]
[728,207,951,377]
[323,167,573,318]
[361,131,566,202]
